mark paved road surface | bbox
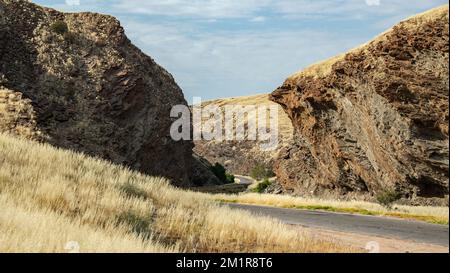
[227,203,449,247]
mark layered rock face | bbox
[0,0,219,186]
[270,6,449,205]
[193,94,294,175]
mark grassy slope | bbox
[0,133,355,253]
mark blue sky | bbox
[33,0,448,101]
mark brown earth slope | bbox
[0,0,219,186]
[270,5,449,205]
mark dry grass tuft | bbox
[0,133,355,253]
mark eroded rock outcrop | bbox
[193,94,294,175]
[270,5,449,205]
[0,0,220,186]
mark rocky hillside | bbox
[193,94,293,175]
[0,0,219,186]
[270,5,449,205]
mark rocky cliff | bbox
[0,0,219,186]
[270,5,449,205]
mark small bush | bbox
[116,211,152,238]
[225,173,235,184]
[50,21,68,35]
[253,178,272,193]
[377,190,401,209]
[210,163,226,181]
[120,183,148,200]
[250,164,275,181]
[63,32,77,44]
[210,163,234,184]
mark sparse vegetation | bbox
[50,21,76,44]
[63,32,77,44]
[250,164,275,181]
[253,178,272,193]
[376,190,401,209]
[212,193,449,225]
[0,133,354,253]
[226,173,235,184]
[50,21,69,35]
[210,163,235,184]
[117,211,153,239]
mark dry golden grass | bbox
[212,193,449,225]
[401,4,449,30]
[0,133,355,253]
[287,4,449,83]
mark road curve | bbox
[227,203,449,247]
[234,175,255,185]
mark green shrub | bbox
[210,163,234,184]
[51,21,69,35]
[211,163,226,181]
[253,178,272,193]
[225,173,235,184]
[376,190,401,209]
[250,164,275,181]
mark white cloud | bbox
[250,16,266,22]
[109,0,448,20]
[121,19,366,100]
[65,0,80,6]
[36,0,449,19]
[32,0,449,100]
[272,0,447,20]
[37,0,449,25]
[365,0,381,6]
[112,0,271,19]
